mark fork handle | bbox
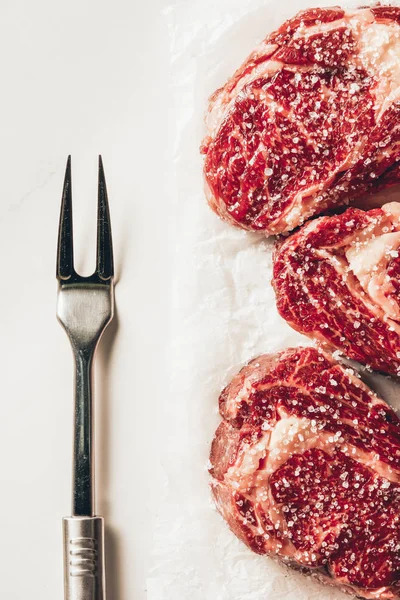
[63,516,106,600]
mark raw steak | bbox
[273,202,400,376]
[210,347,400,599]
[201,6,400,235]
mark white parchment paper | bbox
[147,1,400,598]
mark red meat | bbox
[202,6,400,235]
[210,347,400,599]
[273,202,400,376]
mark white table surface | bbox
[0,1,173,598]
[4,2,398,600]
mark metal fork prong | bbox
[97,156,114,281]
[57,155,74,280]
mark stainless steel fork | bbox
[57,156,114,600]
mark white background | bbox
[0,1,173,598]
[1,1,399,599]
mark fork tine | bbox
[97,156,114,280]
[57,155,74,280]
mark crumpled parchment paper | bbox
[147,1,400,598]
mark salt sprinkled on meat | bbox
[273,202,400,376]
[201,5,400,235]
[210,347,400,599]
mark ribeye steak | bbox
[201,6,400,235]
[273,202,400,376]
[210,347,400,599]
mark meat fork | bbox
[57,156,114,600]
